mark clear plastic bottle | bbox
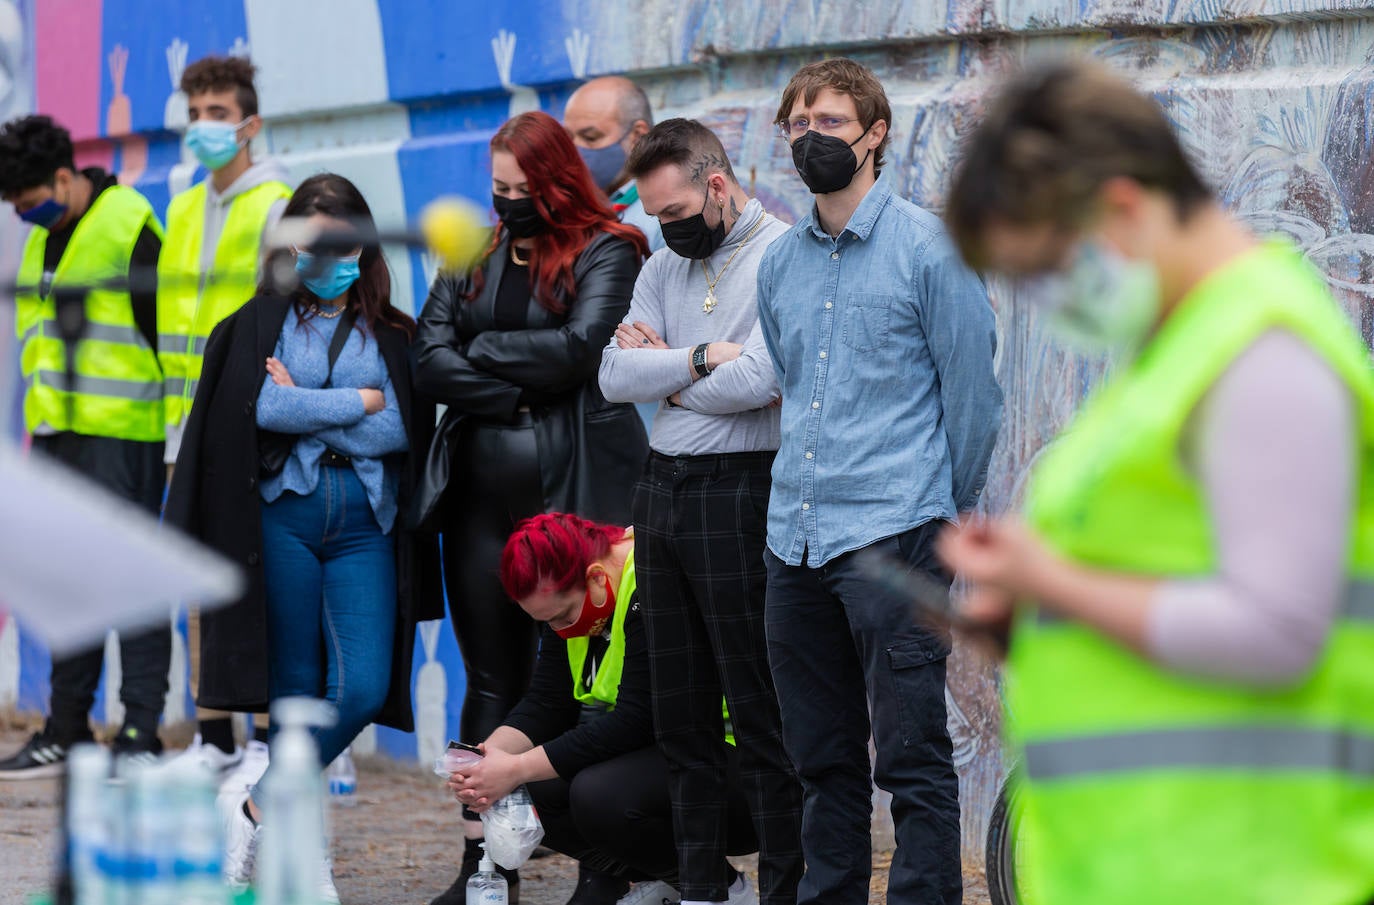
[65,744,110,905]
[465,843,508,905]
[326,749,357,807]
[169,757,226,905]
[256,697,337,905]
[126,759,178,905]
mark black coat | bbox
[412,231,649,528]
[165,295,442,731]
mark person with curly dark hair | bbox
[159,52,292,787]
[0,114,169,777]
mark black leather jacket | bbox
[411,231,649,529]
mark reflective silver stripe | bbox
[18,323,40,346]
[164,376,200,398]
[157,332,208,356]
[1347,581,1374,624]
[1025,726,1374,782]
[33,370,162,402]
[37,318,145,347]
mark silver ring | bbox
[642,338,649,344]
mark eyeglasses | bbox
[776,116,863,140]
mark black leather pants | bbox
[440,414,544,744]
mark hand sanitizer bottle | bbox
[256,697,337,905]
[465,843,508,905]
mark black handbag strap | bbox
[323,308,359,388]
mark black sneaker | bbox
[111,725,163,767]
[429,837,520,905]
[566,863,630,905]
[0,731,75,780]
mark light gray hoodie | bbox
[164,156,292,464]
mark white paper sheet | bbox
[0,445,242,654]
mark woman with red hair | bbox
[441,513,757,905]
[414,111,651,903]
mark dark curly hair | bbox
[0,115,75,198]
[181,55,259,118]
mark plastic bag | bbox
[480,786,544,869]
[433,743,483,781]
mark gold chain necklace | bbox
[510,243,531,266]
[701,217,768,313]
[311,302,344,319]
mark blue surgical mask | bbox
[185,118,250,171]
[295,250,362,301]
[578,127,632,193]
[1024,241,1160,352]
[20,198,67,230]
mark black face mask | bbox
[790,129,872,195]
[492,193,546,239]
[659,191,727,260]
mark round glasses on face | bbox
[777,116,863,140]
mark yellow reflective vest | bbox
[157,179,290,427]
[1010,242,1374,905]
[567,552,734,743]
[16,185,165,442]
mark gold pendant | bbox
[703,291,717,314]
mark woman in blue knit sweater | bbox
[168,173,441,902]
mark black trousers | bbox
[766,524,962,905]
[528,745,756,886]
[441,416,543,746]
[30,432,169,743]
[633,451,803,905]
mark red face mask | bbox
[554,573,616,639]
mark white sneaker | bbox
[220,739,269,795]
[318,852,341,903]
[169,733,243,778]
[617,879,681,904]
[725,872,757,905]
[221,791,261,890]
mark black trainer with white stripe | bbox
[0,732,72,780]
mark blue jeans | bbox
[765,522,961,905]
[260,465,396,774]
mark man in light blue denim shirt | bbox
[757,59,1002,905]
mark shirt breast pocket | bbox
[840,292,893,353]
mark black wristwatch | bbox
[691,343,712,378]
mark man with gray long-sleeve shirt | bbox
[598,119,802,905]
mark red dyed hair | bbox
[500,512,627,602]
[471,111,649,314]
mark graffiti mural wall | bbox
[2,0,1372,865]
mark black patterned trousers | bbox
[633,450,804,905]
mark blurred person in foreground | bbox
[939,59,1374,905]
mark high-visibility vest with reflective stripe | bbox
[16,185,165,442]
[157,179,290,427]
[565,553,735,745]
[1010,241,1374,905]
[566,552,635,710]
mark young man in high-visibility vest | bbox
[159,55,290,784]
[0,114,169,777]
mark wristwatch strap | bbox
[691,343,711,378]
